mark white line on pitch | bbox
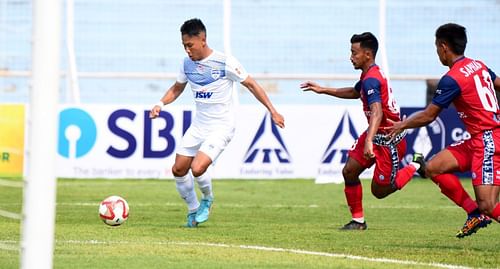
[0,179,23,188]
[0,208,22,220]
[54,239,474,269]
[0,242,18,251]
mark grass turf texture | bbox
[0,178,499,268]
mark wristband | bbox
[155,101,164,109]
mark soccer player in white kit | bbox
[150,18,285,227]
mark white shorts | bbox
[176,125,235,162]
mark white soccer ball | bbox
[98,195,129,226]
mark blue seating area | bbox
[1,0,499,106]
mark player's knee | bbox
[425,160,447,178]
[371,190,388,199]
[172,165,189,178]
[342,166,357,181]
[190,164,207,178]
[371,184,391,199]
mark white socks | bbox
[175,170,213,211]
[175,173,199,212]
[195,171,213,198]
[353,217,365,223]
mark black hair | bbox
[350,32,378,57]
[180,18,206,36]
[435,23,467,55]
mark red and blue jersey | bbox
[354,64,401,130]
[432,57,500,135]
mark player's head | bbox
[350,32,378,70]
[435,23,467,66]
[180,18,209,61]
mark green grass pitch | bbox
[0,178,499,268]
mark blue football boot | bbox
[195,197,213,223]
[185,211,198,228]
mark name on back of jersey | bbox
[460,60,482,78]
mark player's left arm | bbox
[226,55,284,128]
[365,101,382,159]
[361,78,383,159]
[241,76,285,128]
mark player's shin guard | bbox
[344,183,363,219]
[432,174,477,214]
[175,173,199,212]
[195,171,213,198]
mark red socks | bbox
[344,184,363,218]
[491,203,500,222]
[394,165,416,190]
[432,174,477,214]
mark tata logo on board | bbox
[243,114,290,163]
[240,113,292,177]
[315,112,360,183]
[320,112,358,164]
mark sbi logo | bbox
[58,108,97,158]
[58,108,191,159]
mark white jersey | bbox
[177,50,248,132]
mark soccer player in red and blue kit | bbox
[388,23,500,237]
[301,32,422,230]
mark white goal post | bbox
[20,0,61,268]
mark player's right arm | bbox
[388,103,442,136]
[387,75,458,138]
[300,81,360,99]
[149,81,187,119]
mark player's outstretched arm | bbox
[299,81,360,99]
[387,103,442,138]
[149,81,187,119]
[241,76,285,128]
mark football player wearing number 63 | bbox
[387,23,500,238]
[149,18,284,228]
